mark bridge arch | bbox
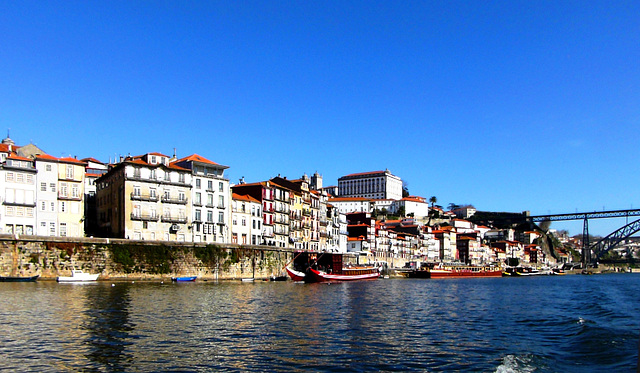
[589,218,640,263]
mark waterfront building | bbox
[172,154,230,243]
[0,154,37,235]
[232,181,276,246]
[34,154,60,236]
[53,157,86,237]
[96,152,192,241]
[231,193,262,245]
[326,203,347,253]
[338,169,403,200]
[81,158,108,237]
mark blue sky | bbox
[1,1,638,236]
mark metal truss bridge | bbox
[526,209,640,267]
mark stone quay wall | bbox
[0,234,336,281]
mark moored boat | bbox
[429,263,502,278]
[307,266,381,282]
[286,266,306,281]
[0,275,39,282]
[57,269,99,282]
[171,276,197,282]
[287,252,381,282]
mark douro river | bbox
[1,274,639,372]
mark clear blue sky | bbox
[1,1,638,236]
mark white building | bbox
[35,154,60,236]
[338,169,403,200]
[231,193,262,246]
[327,197,372,215]
[396,196,430,218]
[172,154,230,244]
[1,154,37,236]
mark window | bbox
[179,173,185,183]
[60,202,66,213]
[219,182,224,192]
[207,211,213,223]
[150,188,157,198]
[242,234,247,244]
[207,194,213,206]
[195,192,201,205]
[133,186,141,196]
[50,202,55,212]
[26,174,34,184]
[242,217,246,226]
[72,185,79,198]
[50,183,56,193]
[232,216,237,225]
[195,209,201,222]
[164,172,170,181]
[41,201,46,211]
[218,212,224,223]
[207,180,213,190]
[16,173,24,183]
[49,222,55,235]
[164,190,170,200]
[66,165,73,179]
[46,165,52,172]
[218,195,224,208]
[6,172,14,182]
[196,179,201,188]
[179,191,186,202]
[150,169,156,179]
[41,182,46,191]
[60,223,67,237]
[60,183,68,197]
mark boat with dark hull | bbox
[286,252,381,283]
[0,275,39,282]
[307,266,381,282]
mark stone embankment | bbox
[0,234,310,281]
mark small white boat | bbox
[57,269,99,283]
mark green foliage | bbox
[106,243,178,274]
[194,244,229,268]
[29,253,39,265]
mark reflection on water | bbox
[0,275,639,372]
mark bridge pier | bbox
[582,217,591,268]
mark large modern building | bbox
[338,170,403,200]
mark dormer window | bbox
[151,155,157,164]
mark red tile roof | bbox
[174,154,220,165]
[341,170,386,178]
[232,193,260,203]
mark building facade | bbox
[172,154,230,243]
[338,170,403,200]
[96,152,193,241]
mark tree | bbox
[397,206,406,218]
[429,196,437,208]
[402,181,410,198]
[448,203,460,211]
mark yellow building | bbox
[96,152,192,241]
[56,157,86,237]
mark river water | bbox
[1,274,639,372]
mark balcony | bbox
[131,213,159,222]
[161,215,188,223]
[217,204,226,209]
[161,196,188,205]
[131,193,159,202]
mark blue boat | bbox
[171,276,197,282]
[0,275,39,282]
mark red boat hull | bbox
[286,266,306,282]
[308,268,380,282]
